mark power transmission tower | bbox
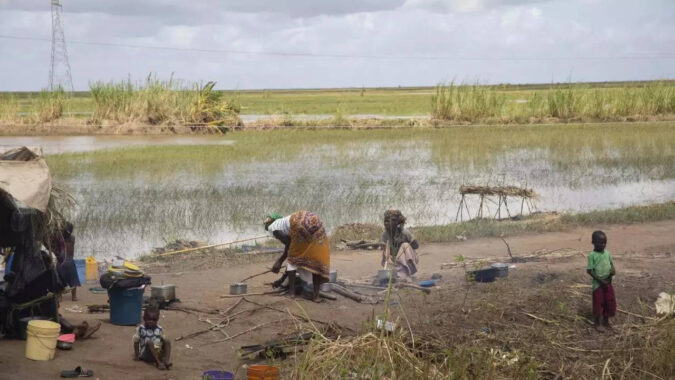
[49,0,73,91]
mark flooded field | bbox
[11,122,673,259]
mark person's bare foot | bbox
[157,362,167,370]
[594,324,605,333]
[71,297,79,302]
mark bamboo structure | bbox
[456,185,537,222]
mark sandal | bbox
[60,366,93,378]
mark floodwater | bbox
[2,125,673,259]
[0,135,234,154]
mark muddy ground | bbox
[1,220,674,379]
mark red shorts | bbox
[592,284,616,318]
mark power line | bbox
[1,33,674,61]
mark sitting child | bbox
[133,307,172,370]
[586,230,617,332]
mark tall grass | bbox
[0,95,19,122]
[35,86,66,123]
[432,81,675,123]
[89,75,240,126]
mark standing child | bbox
[133,308,172,370]
[586,230,616,332]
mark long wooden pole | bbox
[154,235,269,257]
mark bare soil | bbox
[1,220,673,379]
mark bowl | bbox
[57,340,73,350]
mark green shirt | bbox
[587,250,614,291]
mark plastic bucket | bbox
[86,257,99,282]
[18,316,51,340]
[25,320,60,361]
[108,287,145,325]
[202,370,235,380]
[247,365,278,380]
[74,259,86,285]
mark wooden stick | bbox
[221,298,244,316]
[240,269,272,283]
[522,312,557,325]
[500,237,514,259]
[220,290,283,298]
[241,298,353,332]
[617,308,658,321]
[396,283,431,294]
[332,284,367,303]
[210,318,291,343]
[154,235,269,257]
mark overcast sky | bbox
[0,0,673,91]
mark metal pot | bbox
[151,285,176,301]
[376,269,394,285]
[329,270,338,283]
[229,282,247,295]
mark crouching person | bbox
[133,307,172,370]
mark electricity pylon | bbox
[49,0,74,91]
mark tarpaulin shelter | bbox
[0,147,69,336]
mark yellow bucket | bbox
[86,256,99,281]
[25,320,60,361]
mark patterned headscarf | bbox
[263,213,283,231]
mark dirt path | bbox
[2,220,674,379]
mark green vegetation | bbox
[44,123,674,258]
[2,79,674,127]
[35,87,66,123]
[431,81,675,123]
[89,75,240,126]
[47,122,675,181]
[413,202,675,243]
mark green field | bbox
[1,79,674,124]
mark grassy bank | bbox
[2,79,674,129]
[431,81,675,123]
[411,202,675,243]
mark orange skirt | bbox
[288,211,331,279]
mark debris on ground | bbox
[338,239,384,250]
[151,239,206,255]
[655,292,675,315]
[238,332,315,360]
[331,223,383,247]
[87,304,109,313]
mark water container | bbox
[108,286,145,325]
[25,320,60,360]
[85,256,99,282]
[74,259,86,285]
[18,316,51,340]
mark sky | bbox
[0,0,673,91]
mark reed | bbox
[432,81,675,123]
[35,87,66,123]
[88,74,240,125]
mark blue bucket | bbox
[74,259,86,285]
[108,287,145,326]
